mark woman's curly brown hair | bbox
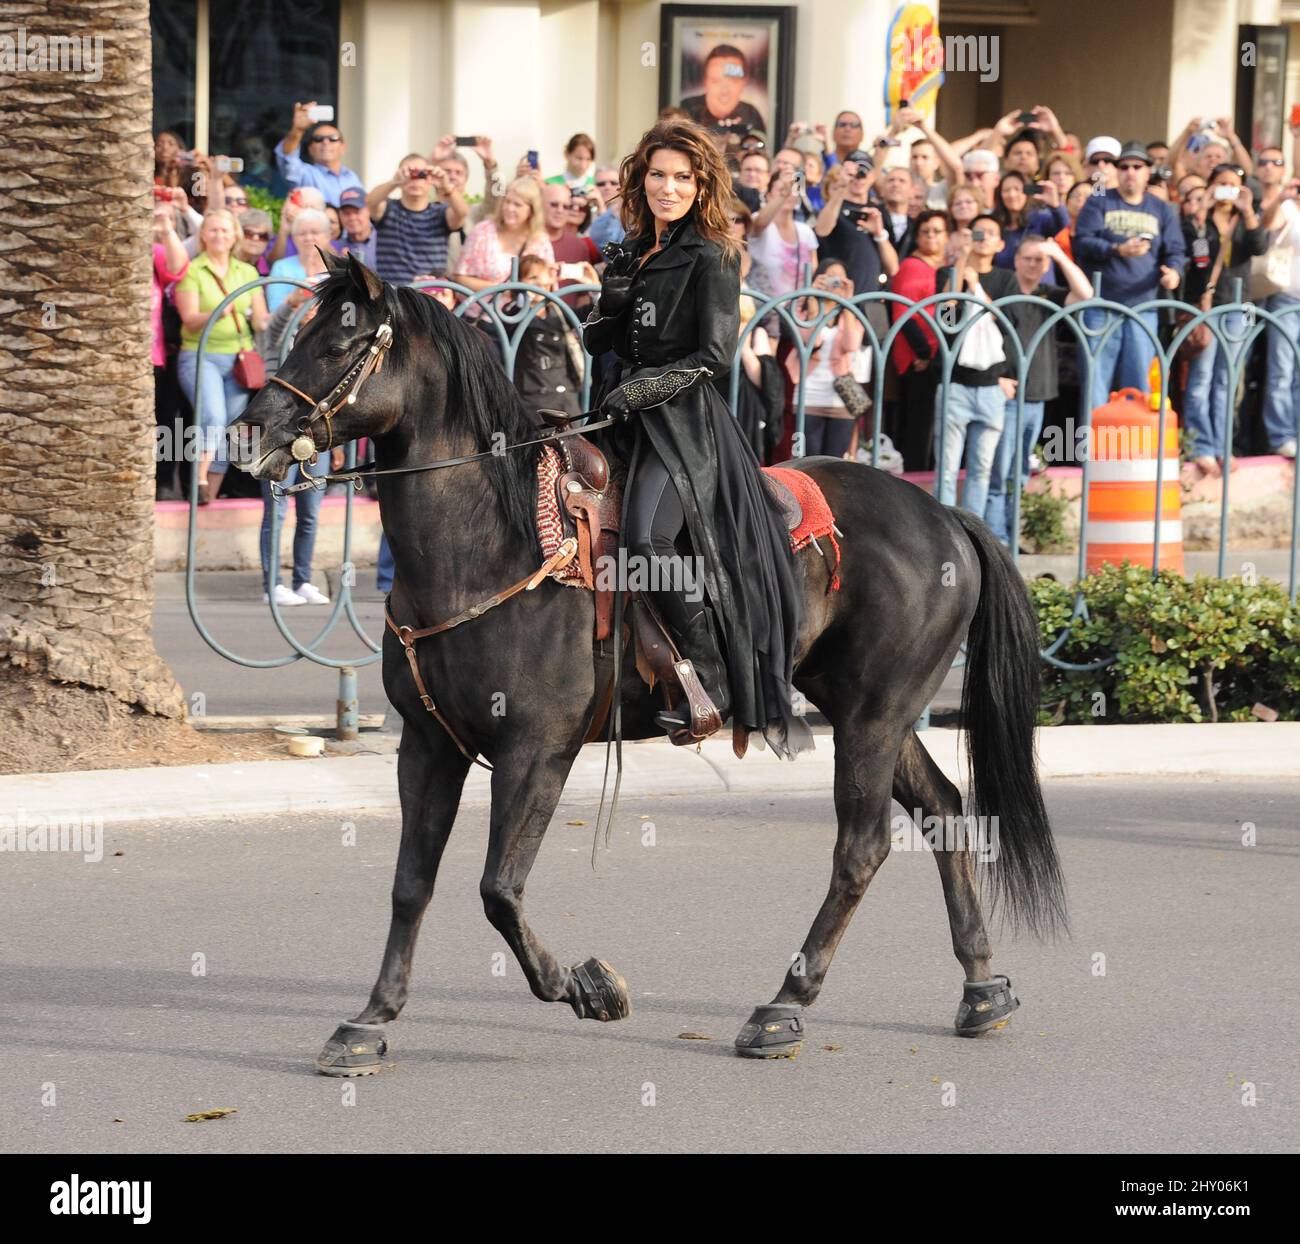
[618,119,741,263]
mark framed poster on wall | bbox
[658,5,797,145]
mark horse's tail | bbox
[952,508,1067,937]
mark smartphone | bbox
[453,135,477,148]
[152,186,170,201]
[1212,185,1239,202]
[825,276,845,290]
[971,228,986,242]
[877,137,901,148]
[558,262,585,281]
[1291,103,1300,129]
[287,188,307,207]
[307,104,334,123]
[407,168,433,180]
[215,156,244,174]
[1031,181,1050,194]
[527,149,539,170]
[1017,111,1036,126]
[898,98,910,108]
[1136,231,1156,242]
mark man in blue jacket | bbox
[1073,140,1185,412]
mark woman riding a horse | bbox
[585,119,812,757]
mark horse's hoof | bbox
[954,975,1020,1037]
[734,1003,805,1058]
[315,1021,391,1075]
[569,957,631,1022]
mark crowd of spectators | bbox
[152,98,1300,584]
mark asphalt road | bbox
[2,777,1295,1154]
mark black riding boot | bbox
[653,603,730,735]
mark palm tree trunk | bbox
[0,0,185,769]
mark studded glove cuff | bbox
[604,366,712,419]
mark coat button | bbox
[557,385,566,392]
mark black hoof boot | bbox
[954,975,1020,1036]
[315,1021,390,1076]
[734,1003,805,1058]
[569,958,632,1022]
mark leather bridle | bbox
[267,317,395,465]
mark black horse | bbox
[235,254,1065,1072]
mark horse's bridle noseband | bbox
[267,317,394,464]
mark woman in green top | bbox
[543,132,597,190]
[175,210,270,503]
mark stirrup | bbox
[654,658,723,742]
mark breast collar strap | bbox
[268,318,394,461]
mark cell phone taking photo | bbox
[454,135,477,147]
[307,104,334,123]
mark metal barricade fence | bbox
[182,263,1300,724]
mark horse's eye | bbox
[327,344,349,359]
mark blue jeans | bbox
[176,349,249,471]
[376,533,394,593]
[934,383,1005,517]
[1182,309,1243,461]
[1080,307,1159,415]
[984,399,1045,545]
[259,455,328,593]
[1264,293,1300,450]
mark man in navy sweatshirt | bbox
[1073,140,1185,413]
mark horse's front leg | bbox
[315,721,471,1076]
[480,742,632,1024]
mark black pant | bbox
[623,439,705,637]
[899,365,939,473]
[803,414,855,458]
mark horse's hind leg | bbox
[734,715,899,1059]
[480,743,631,1024]
[315,725,471,1076]
[893,728,1018,1036]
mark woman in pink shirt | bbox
[153,198,189,498]
[454,177,554,291]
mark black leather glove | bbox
[598,275,633,319]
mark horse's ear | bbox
[320,246,346,272]
[346,252,384,304]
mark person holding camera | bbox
[748,161,819,301]
[814,153,897,351]
[1180,162,1268,476]
[784,259,870,459]
[1074,141,1185,414]
[367,153,468,285]
[992,170,1068,277]
[276,101,364,207]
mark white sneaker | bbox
[295,582,330,605]
[262,584,305,606]
[1275,439,1297,460]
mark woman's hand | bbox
[597,274,633,318]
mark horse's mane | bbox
[315,269,542,551]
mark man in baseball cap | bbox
[337,185,375,267]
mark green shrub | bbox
[1031,563,1300,724]
[244,185,284,231]
[1019,487,1071,554]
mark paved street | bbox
[2,778,1295,1153]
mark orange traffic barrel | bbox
[1084,387,1183,574]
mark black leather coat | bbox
[584,216,812,757]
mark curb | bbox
[1,723,1298,828]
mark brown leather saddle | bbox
[537,409,806,752]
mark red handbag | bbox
[210,267,266,390]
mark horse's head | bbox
[235,251,405,481]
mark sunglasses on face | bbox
[244,231,270,241]
[312,134,342,144]
[1259,157,1285,166]
[836,120,862,128]
[596,179,618,187]
[226,196,248,207]
[1117,163,1146,172]
[1089,155,1116,165]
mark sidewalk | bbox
[3,722,1297,827]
